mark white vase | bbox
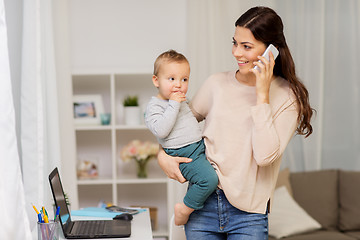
[124,106,141,125]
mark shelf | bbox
[75,125,112,131]
[116,177,168,185]
[75,125,148,131]
[115,125,148,130]
[72,72,170,238]
[77,178,113,185]
[77,177,168,185]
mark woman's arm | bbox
[251,102,298,166]
[250,51,298,166]
[250,51,276,104]
[157,147,192,183]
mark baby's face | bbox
[152,61,190,100]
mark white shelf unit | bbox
[72,73,170,238]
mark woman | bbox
[158,6,314,239]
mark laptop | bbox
[49,167,131,238]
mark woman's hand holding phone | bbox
[252,44,278,72]
[250,44,278,104]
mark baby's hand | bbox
[170,92,187,103]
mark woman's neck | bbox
[235,70,256,86]
[235,70,277,86]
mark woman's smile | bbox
[237,59,250,66]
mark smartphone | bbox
[253,44,279,72]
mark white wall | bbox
[54,0,79,210]
[69,0,188,73]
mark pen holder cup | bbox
[37,221,59,240]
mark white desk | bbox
[59,209,153,240]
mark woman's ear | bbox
[152,75,160,88]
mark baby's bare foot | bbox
[174,203,194,226]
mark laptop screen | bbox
[49,168,72,230]
[49,167,132,238]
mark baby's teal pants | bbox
[164,139,218,210]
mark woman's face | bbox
[232,26,267,75]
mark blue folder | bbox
[71,207,145,218]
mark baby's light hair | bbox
[153,50,189,76]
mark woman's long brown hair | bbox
[236,6,314,137]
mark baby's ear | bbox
[152,75,160,88]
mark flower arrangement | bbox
[120,140,159,178]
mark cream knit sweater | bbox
[190,71,298,214]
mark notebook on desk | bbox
[49,167,131,239]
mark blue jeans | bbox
[185,189,268,240]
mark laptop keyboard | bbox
[74,220,106,236]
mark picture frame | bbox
[73,94,104,125]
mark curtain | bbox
[187,0,360,172]
[273,1,326,171]
[20,0,62,234]
[0,0,32,238]
[320,1,360,170]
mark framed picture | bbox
[73,95,104,125]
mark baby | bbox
[145,50,218,225]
